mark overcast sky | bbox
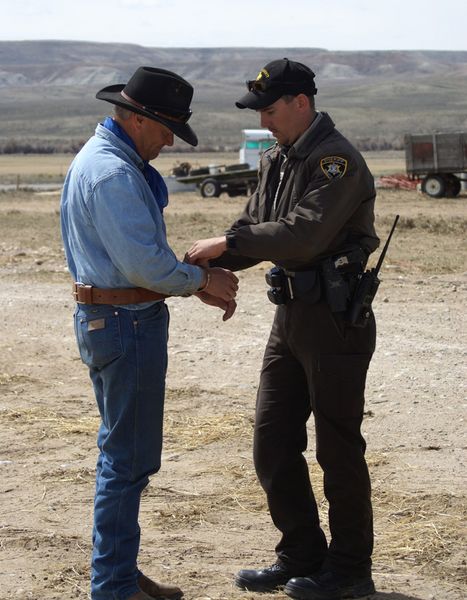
[1,0,465,51]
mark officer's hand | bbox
[183,253,209,267]
[186,236,227,263]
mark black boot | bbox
[235,563,298,592]
[284,570,375,600]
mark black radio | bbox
[265,267,288,305]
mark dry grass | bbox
[144,448,466,586]
[0,154,73,180]
[0,150,407,183]
[1,397,465,591]
[1,178,465,598]
[0,406,99,437]
[50,565,90,598]
[142,450,466,586]
[372,490,466,581]
[40,467,95,485]
[1,184,466,276]
[164,412,253,451]
[385,214,466,235]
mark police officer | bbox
[187,58,379,600]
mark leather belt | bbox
[73,283,167,305]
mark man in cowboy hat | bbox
[187,58,379,600]
[61,66,238,600]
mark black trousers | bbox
[254,298,376,576]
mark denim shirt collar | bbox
[95,121,169,213]
[95,122,145,171]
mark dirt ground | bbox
[0,184,466,600]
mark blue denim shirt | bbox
[61,124,204,307]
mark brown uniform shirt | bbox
[216,112,379,272]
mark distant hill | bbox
[1,41,466,152]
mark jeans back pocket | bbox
[74,307,123,369]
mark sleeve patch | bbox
[320,156,348,179]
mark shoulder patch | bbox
[320,156,348,179]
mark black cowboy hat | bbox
[96,66,198,146]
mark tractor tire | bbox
[421,175,446,198]
[200,178,221,198]
[445,175,461,198]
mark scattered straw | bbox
[372,490,466,583]
[40,466,95,485]
[0,406,98,436]
[164,412,253,451]
[2,385,465,589]
[143,451,466,586]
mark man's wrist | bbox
[197,267,210,292]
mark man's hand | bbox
[195,292,237,321]
[186,236,227,264]
[204,266,238,302]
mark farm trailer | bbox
[405,131,467,198]
[172,163,259,198]
[172,129,275,198]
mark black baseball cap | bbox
[236,58,317,110]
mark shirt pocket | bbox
[74,309,123,369]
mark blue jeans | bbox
[74,301,169,600]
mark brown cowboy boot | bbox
[138,573,184,600]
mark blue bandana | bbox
[102,116,168,213]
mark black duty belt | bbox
[265,247,367,306]
[266,267,320,305]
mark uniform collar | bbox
[288,112,335,159]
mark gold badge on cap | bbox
[256,68,270,80]
[320,156,348,179]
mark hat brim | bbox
[96,84,198,147]
[235,88,284,110]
